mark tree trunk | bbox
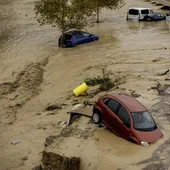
[96,6,100,23]
[60,0,66,47]
[61,30,65,47]
[58,31,65,47]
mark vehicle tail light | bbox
[66,40,72,42]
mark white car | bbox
[127,7,153,21]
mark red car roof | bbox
[109,94,147,112]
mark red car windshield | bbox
[131,111,157,131]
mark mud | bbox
[41,151,80,170]
[45,104,63,111]
[137,137,170,170]
[40,93,170,170]
[1,0,170,169]
[0,60,47,123]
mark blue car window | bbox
[65,34,72,40]
[76,33,84,38]
[83,33,90,37]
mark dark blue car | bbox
[58,30,99,47]
[144,12,166,21]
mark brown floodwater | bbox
[0,0,170,169]
[0,0,170,84]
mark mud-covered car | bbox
[144,12,166,21]
[58,30,99,47]
[92,93,163,146]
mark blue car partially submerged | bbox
[58,30,99,47]
[144,12,166,21]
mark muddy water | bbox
[0,0,170,169]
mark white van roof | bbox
[128,7,151,10]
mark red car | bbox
[92,93,163,146]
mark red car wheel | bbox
[92,111,101,124]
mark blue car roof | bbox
[66,30,81,35]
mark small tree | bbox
[91,0,124,23]
[34,0,94,46]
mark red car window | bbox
[106,99,120,115]
[131,112,156,131]
[117,106,130,126]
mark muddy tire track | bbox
[0,58,48,124]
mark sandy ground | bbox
[0,0,170,169]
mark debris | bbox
[46,112,56,116]
[42,151,81,170]
[165,78,170,81]
[155,3,163,6]
[152,58,160,62]
[67,106,92,126]
[73,82,88,97]
[32,165,42,170]
[161,6,170,10]
[83,101,93,106]
[11,140,20,145]
[85,76,107,86]
[22,156,28,161]
[85,74,113,91]
[158,69,169,76]
[44,136,55,147]
[45,104,62,111]
[72,104,84,110]
[131,91,141,98]
[36,113,41,115]
[150,83,170,95]
[57,121,67,128]
[98,123,106,128]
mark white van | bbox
[127,7,153,21]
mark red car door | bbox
[102,99,122,136]
[116,105,131,139]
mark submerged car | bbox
[92,93,163,145]
[58,30,99,47]
[144,12,166,21]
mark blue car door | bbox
[75,32,85,44]
[82,32,92,43]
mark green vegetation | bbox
[34,0,93,45]
[34,0,124,46]
[85,66,114,91]
[90,0,124,23]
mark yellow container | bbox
[73,82,88,96]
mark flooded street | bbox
[0,0,170,169]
